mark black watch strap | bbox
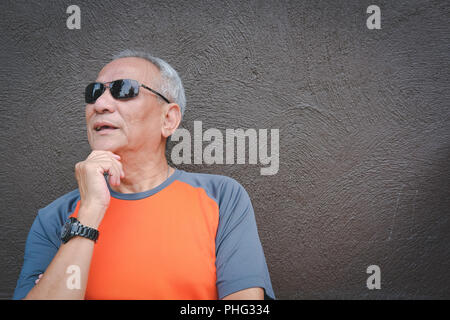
[75,223,99,242]
[62,217,99,243]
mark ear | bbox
[161,103,182,138]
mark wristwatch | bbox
[61,217,99,244]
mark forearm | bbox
[24,236,95,300]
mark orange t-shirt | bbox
[14,169,275,300]
[70,176,219,299]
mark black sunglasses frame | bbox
[85,79,171,104]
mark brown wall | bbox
[1,0,449,299]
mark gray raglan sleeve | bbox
[215,177,276,299]
[12,211,60,300]
[12,189,79,299]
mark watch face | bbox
[61,218,76,241]
[61,221,70,240]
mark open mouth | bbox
[94,125,118,132]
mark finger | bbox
[35,274,42,284]
[112,158,125,178]
[91,153,122,169]
[110,172,119,186]
[87,150,105,160]
[109,160,122,185]
[105,170,117,186]
[115,158,124,175]
[105,157,124,182]
[85,154,123,185]
[88,150,119,160]
[107,173,115,186]
[101,163,121,186]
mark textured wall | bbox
[1,0,449,299]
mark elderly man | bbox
[13,50,275,300]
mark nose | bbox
[92,87,117,114]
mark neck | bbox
[109,146,172,194]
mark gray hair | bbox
[112,50,186,118]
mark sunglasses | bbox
[85,79,170,104]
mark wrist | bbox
[61,217,99,244]
[77,206,104,229]
[77,216,100,230]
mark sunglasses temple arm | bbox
[141,85,171,104]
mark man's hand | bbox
[34,274,43,285]
[75,150,125,229]
[24,150,124,299]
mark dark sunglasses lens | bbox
[85,83,105,103]
[110,79,139,99]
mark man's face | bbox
[86,57,165,154]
